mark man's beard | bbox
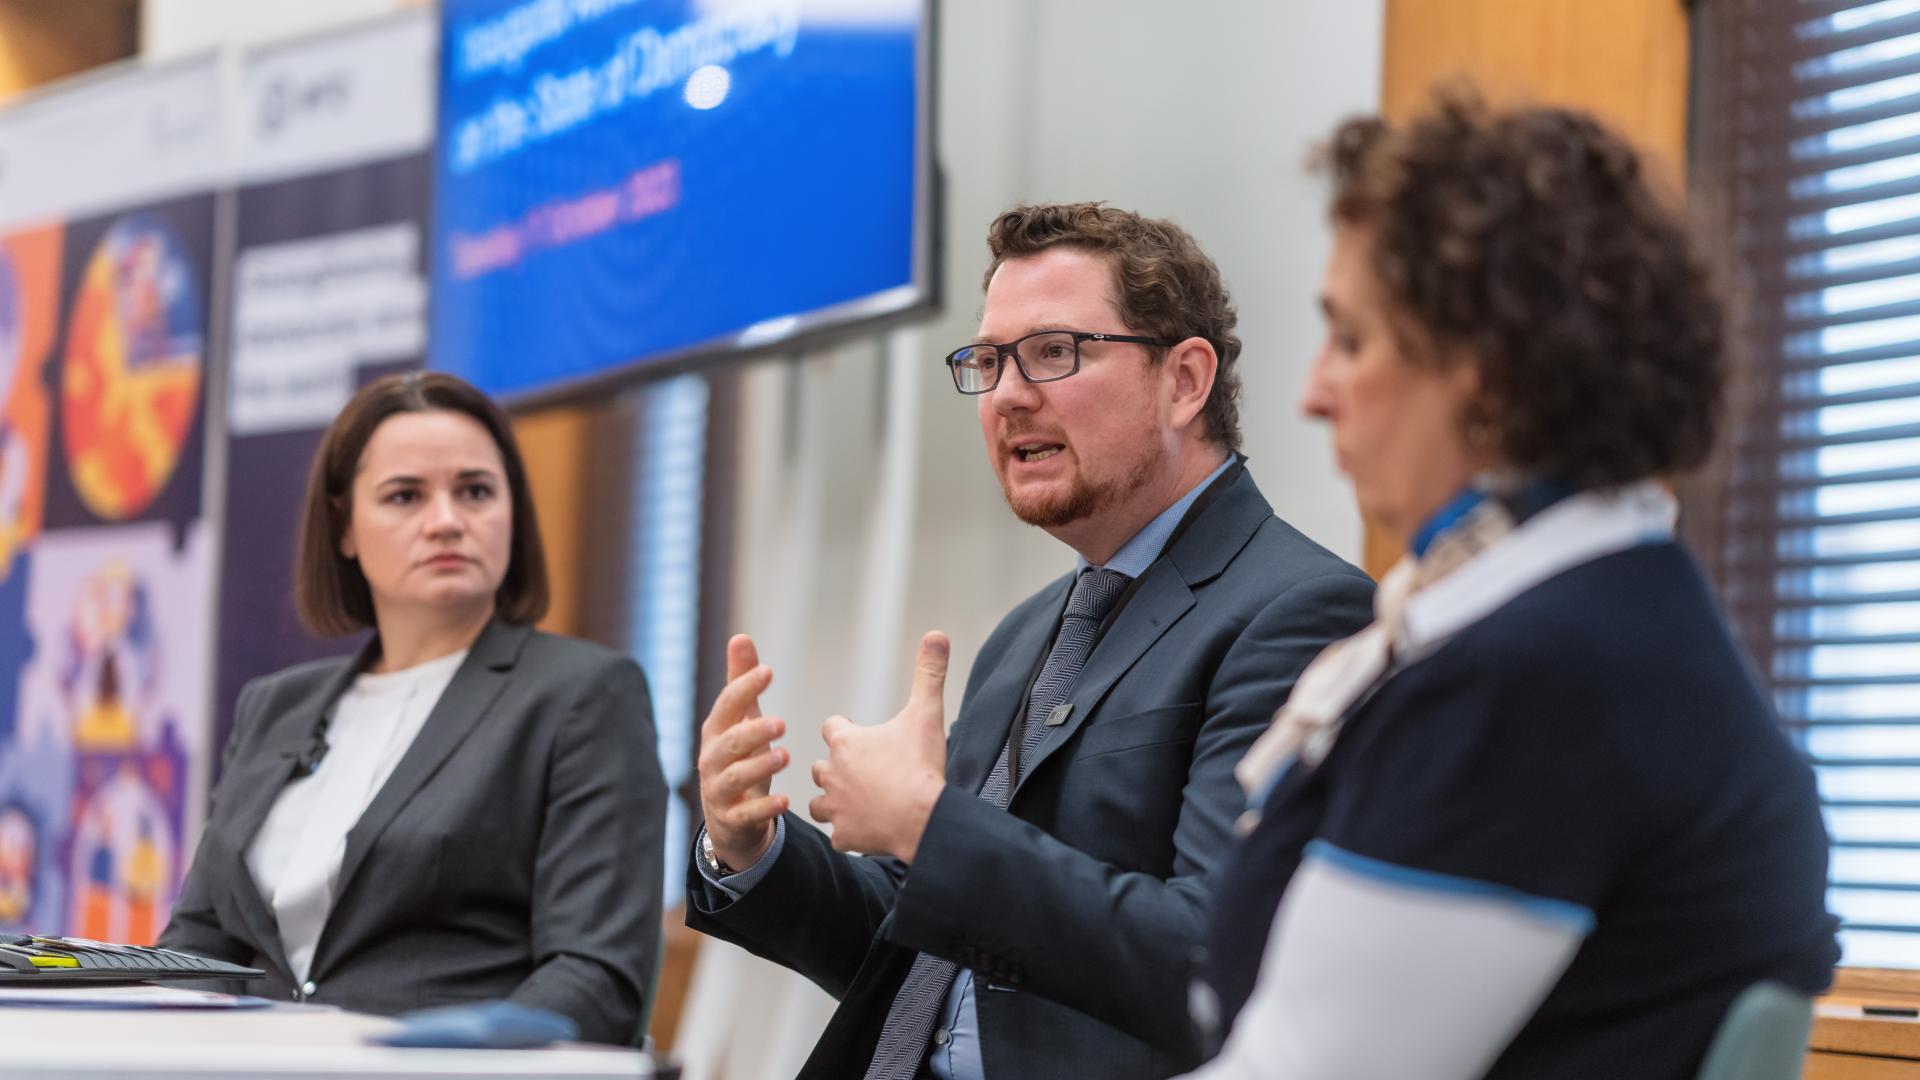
[998,443,1160,528]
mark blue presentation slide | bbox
[432,0,924,399]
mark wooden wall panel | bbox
[1382,0,1689,177]
[0,0,138,103]
[1365,0,1690,577]
[513,408,591,639]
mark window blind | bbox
[628,373,709,906]
[1696,0,1920,970]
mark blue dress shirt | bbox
[699,454,1237,1080]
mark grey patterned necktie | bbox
[864,568,1131,1080]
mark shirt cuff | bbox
[695,817,787,901]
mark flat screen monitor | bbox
[431,0,934,403]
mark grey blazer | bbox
[687,466,1376,1079]
[160,619,666,1045]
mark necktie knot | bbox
[1065,568,1129,623]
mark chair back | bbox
[1694,981,1815,1080]
[634,923,667,1049]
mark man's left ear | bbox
[1167,337,1218,430]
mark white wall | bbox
[1018,1,1379,561]
[682,2,1384,1077]
[142,0,417,58]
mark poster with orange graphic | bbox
[0,225,59,584]
[42,195,211,539]
[0,224,61,770]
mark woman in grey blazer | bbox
[160,373,666,1045]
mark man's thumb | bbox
[906,631,950,718]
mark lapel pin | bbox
[1046,703,1073,727]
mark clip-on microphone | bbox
[286,715,332,778]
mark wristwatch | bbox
[699,828,735,877]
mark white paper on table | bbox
[0,984,269,1008]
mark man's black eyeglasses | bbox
[944,330,1177,394]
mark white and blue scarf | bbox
[1236,477,1678,809]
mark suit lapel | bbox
[219,651,368,981]
[947,577,1069,796]
[1162,466,1271,589]
[316,620,530,973]
[1012,469,1274,799]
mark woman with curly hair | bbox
[1180,93,1839,1079]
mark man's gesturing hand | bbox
[809,631,951,863]
[696,634,790,871]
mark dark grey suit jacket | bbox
[686,467,1375,1079]
[160,619,666,1045]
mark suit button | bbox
[302,981,317,997]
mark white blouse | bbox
[245,648,467,984]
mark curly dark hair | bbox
[985,202,1243,453]
[1319,91,1724,488]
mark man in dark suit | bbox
[688,203,1373,1079]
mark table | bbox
[1809,993,1920,1078]
[0,996,676,1079]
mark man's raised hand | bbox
[808,631,951,862]
[696,634,790,870]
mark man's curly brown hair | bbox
[984,203,1243,453]
[1320,92,1725,488]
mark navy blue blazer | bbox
[687,468,1374,1080]
[161,620,667,1045]
[1202,542,1838,1078]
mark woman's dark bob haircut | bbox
[1319,89,1726,489]
[293,371,549,637]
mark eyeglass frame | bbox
[942,329,1181,395]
